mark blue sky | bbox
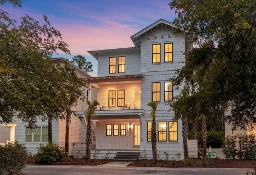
[3,0,176,76]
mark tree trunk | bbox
[151,115,157,164]
[202,115,207,157]
[65,109,71,154]
[182,117,189,159]
[48,114,53,144]
[192,117,198,140]
[85,116,92,160]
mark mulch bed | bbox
[128,159,256,168]
[52,159,111,166]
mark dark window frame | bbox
[164,43,173,62]
[109,57,116,74]
[152,43,161,63]
[120,124,126,136]
[158,121,167,142]
[168,121,178,142]
[106,124,112,136]
[118,56,126,73]
[117,90,125,107]
[108,90,116,107]
[152,82,161,102]
[147,122,152,142]
[113,124,119,136]
[164,82,173,102]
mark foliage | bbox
[194,131,225,148]
[34,144,65,164]
[222,134,256,160]
[147,101,158,164]
[222,135,237,159]
[104,151,110,160]
[71,55,93,72]
[85,100,100,160]
[0,142,27,175]
[163,151,169,160]
[0,0,85,130]
[169,0,256,128]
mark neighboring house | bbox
[83,19,195,159]
[0,59,89,154]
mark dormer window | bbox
[164,43,173,62]
[118,56,125,73]
[109,57,116,74]
[152,44,161,63]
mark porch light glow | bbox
[128,124,133,129]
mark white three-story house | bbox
[86,19,191,159]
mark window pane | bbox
[120,124,126,136]
[110,57,116,65]
[106,124,112,136]
[158,122,167,131]
[113,124,119,136]
[169,122,177,131]
[42,126,48,142]
[158,122,167,142]
[169,121,178,141]
[147,122,152,141]
[25,128,32,142]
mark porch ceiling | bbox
[87,74,144,83]
[93,109,144,120]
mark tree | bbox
[71,55,93,73]
[169,0,256,129]
[147,101,158,164]
[85,100,99,160]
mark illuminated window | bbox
[152,82,161,102]
[25,126,48,143]
[164,43,173,62]
[164,82,173,102]
[152,44,161,63]
[118,56,125,73]
[169,121,178,141]
[147,122,152,142]
[113,124,119,136]
[120,124,126,136]
[158,122,167,142]
[117,90,125,107]
[109,57,116,74]
[108,90,116,107]
[106,124,112,136]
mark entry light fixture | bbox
[128,124,133,129]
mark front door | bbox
[133,124,140,148]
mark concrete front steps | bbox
[113,151,140,161]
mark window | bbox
[118,56,125,73]
[152,82,161,102]
[25,126,48,143]
[108,90,116,107]
[169,121,178,141]
[113,124,119,136]
[158,122,167,142]
[106,124,112,136]
[152,44,161,63]
[147,122,152,142]
[164,43,173,62]
[120,124,126,136]
[117,90,125,107]
[109,57,116,74]
[164,82,173,102]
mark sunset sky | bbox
[3,0,176,76]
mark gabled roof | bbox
[52,58,90,78]
[131,19,181,47]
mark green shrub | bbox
[34,144,65,164]
[196,131,224,148]
[0,142,27,175]
[222,135,237,159]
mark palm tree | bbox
[85,100,99,160]
[147,101,158,164]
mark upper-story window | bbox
[109,57,116,74]
[164,82,173,101]
[118,56,125,73]
[152,82,161,102]
[117,90,125,107]
[164,43,173,62]
[152,44,161,63]
[108,90,116,107]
